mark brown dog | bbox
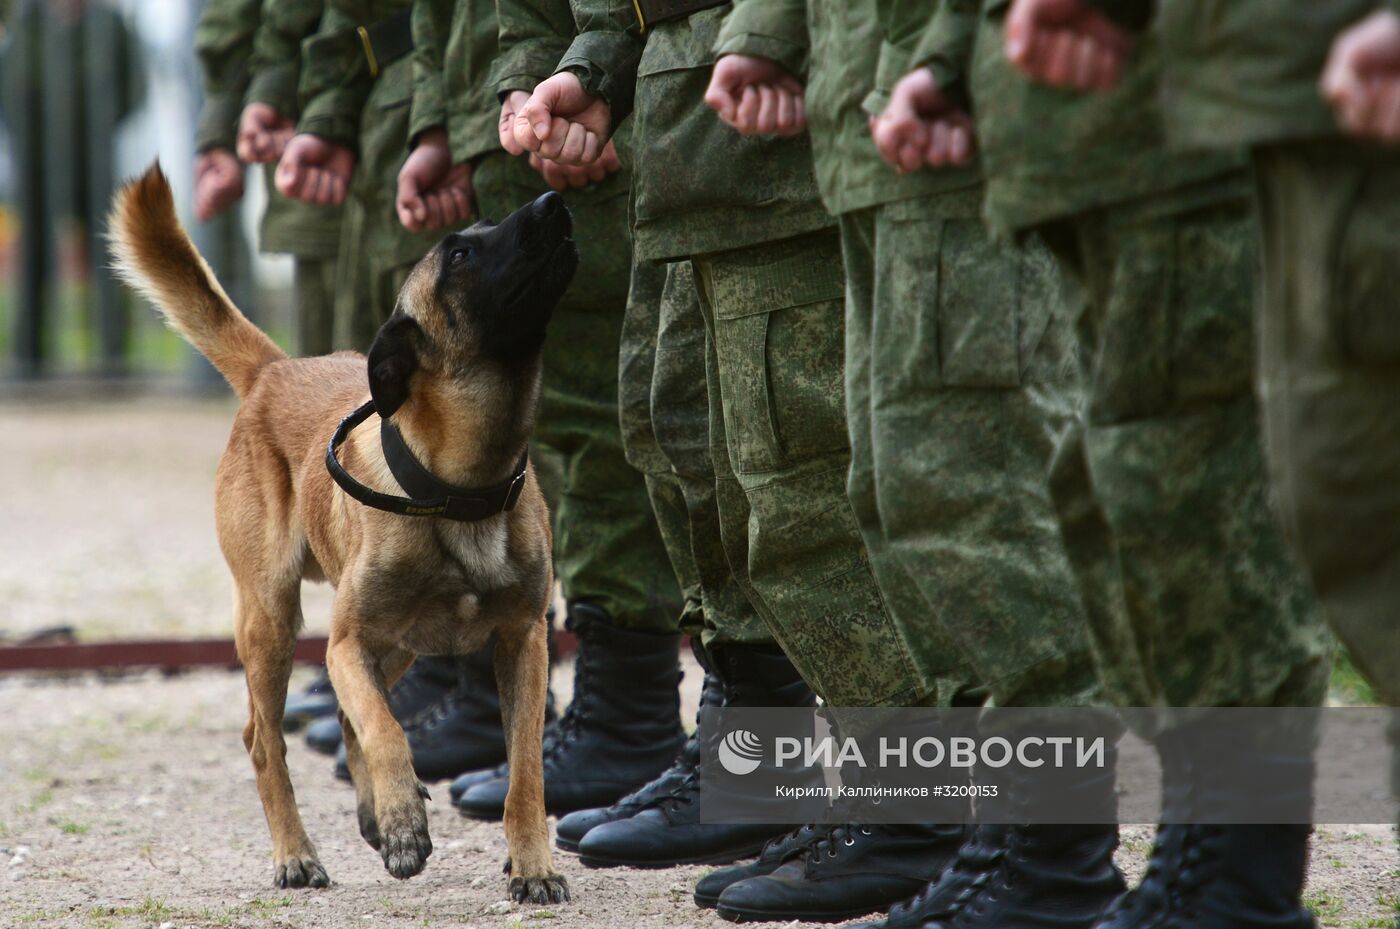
[108,165,575,904]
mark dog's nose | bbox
[531,191,564,219]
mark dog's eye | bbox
[449,246,471,265]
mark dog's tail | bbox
[108,163,286,398]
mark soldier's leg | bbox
[618,260,702,631]
[292,257,336,358]
[1251,141,1400,708]
[571,263,820,871]
[840,209,971,703]
[865,192,1099,711]
[1054,189,1331,715]
[1043,186,1332,929]
[1253,140,1400,869]
[331,196,377,353]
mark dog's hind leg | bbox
[233,582,328,889]
[494,613,569,904]
[326,619,432,880]
[341,648,415,853]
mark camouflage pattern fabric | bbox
[557,3,833,262]
[292,256,337,357]
[1037,188,1333,719]
[1156,0,1385,151]
[632,260,772,648]
[842,186,1104,711]
[691,230,929,707]
[1251,141,1400,709]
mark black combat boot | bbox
[555,671,725,852]
[283,668,336,731]
[709,722,971,924]
[573,641,821,868]
[454,602,685,818]
[406,647,511,782]
[304,715,344,755]
[1090,731,1194,929]
[916,741,1125,929]
[1160,748,1317,929]
[712,822,969,923]
[841,826,1013,929]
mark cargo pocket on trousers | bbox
[879,203,1025,392]
[711,247,849,474]
[1334,167,1400,366]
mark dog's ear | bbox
[366,315,422,418]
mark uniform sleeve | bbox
[713,0,809,78]
[553,0,645,123]
[194,0,262,152]
[297,5,373,151]
[247,0,324,118]
[905,0,979,109]
[494,0,574,95]
[408,0,453,142]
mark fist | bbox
[704,54,807,137]
[396,128,475,233]
[871,68,977,174]
[1322,10,1400,142]
[514,72,614,166]
[275,134,355,206]
[1005,0,1134,92]
[193,148,245,222]
[527,140,623,191]
[237,102,296,163]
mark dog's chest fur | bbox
[357,517,524,655]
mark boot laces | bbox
[800,823,873,875]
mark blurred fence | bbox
[0,0,290,386]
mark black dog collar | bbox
[326,401,527,522]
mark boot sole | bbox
[577,840,769,870]
[716,903,881,924]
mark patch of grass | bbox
[1305,890,1346,923]
[1348,918,1393,929]
[22,789,55,813]
[1121,836,1154,856]
[530,910,558,919]
[58,820,89,835]
[243,895,294,912]
[1329,648,1378,705]
[22,766,50,783]
[1379,892,1400,912]
[1328,857,1345,869]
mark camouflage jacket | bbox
[408,0,630,210]
[1155,0,1400,150]
[714,0,978,218]
[916,0,1240,233]
[194,0,341,258]
[298,0,437,268]
[557,0,832,261]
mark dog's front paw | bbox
[378,806,432,880]
[357,800,382,851]
[274,855,330,889]
[509,873,570,905]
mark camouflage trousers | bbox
[840,188,1103,711]
[621,260,771,648]
[1252,141,1400,709]
[292,257,336,358]
[688,229,928,707]
[1038,178,1332,724]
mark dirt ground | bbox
[1,397,1396,929]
